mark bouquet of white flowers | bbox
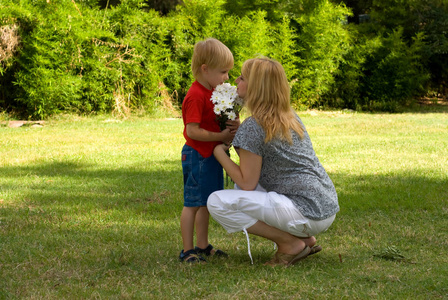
[210,83,243,131]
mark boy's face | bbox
[202,65,231,89]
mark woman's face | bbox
[235,74,247,98]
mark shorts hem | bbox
[183,203,207,208]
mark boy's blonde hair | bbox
[242,58,304,143]
[191,38,234,79]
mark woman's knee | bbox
[207,192,221,213]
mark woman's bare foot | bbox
[299,236,323,256]
[300,236,316,248]
[277,236,306,255]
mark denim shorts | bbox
[182,144,223,207]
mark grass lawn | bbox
[1,109,447,299]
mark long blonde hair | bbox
[242,58,304,143]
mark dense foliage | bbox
[334,0,448,110]
[0,0,446,118]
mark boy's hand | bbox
[186,122,234,144]
[221,128,235,146]
[226,118,240,134]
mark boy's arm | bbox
[186,123,234,145]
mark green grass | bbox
[1,110,447,299]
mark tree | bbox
[96,0,184,15]
[370,0,448,93]
[337,0,373,23]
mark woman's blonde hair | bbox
[191,38,234,79]
[242,58,304,143]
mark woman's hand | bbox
[220,128,235,146]
[226,118,240,134]
[215,143,231,153]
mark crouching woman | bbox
[208,58,339,266]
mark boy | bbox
[180,38,238,263]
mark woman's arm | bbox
[214,144,262,190]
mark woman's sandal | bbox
[195,244,229,257]
[179,249,207,264]
[265,246,311,267]
[308,245,322,256]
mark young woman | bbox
[208,58,339,266]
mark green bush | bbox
[12,2,85,118]
[325,27,429,112]
[291,0,352,108]
[369,0,448,96]
[322,24,365,110]
[1,0,180,118]
[0,5,35,113]
[0,0,443,118]
[0,0,355,118]
[168,0,302,101]
[363,29,429,109]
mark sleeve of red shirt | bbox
[183,89,204,125]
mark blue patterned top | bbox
[232,115,339,220]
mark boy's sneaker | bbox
[179,249,206,263]
[195,244,228,257]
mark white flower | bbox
[213,105,223,115]
[210,83,243,130]
[219,97,233,108]
[221,83,232,90]
[215,84,226,93]
[211,94,221,104]
[227,111,237,120]
[234,96,244,107]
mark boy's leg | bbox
[180,206,200,252]
[195,206,210,249]
[194,154,223,251]
[195,206,229,257]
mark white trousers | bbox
[208,185,336,238]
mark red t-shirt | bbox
[182,81,221,158]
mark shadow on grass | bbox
[0,159,183,209]
[2,160,447,234]
[1,160,447,299]
[329,171,447,214]
[1,160,446,221]
[0,160,186,272]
